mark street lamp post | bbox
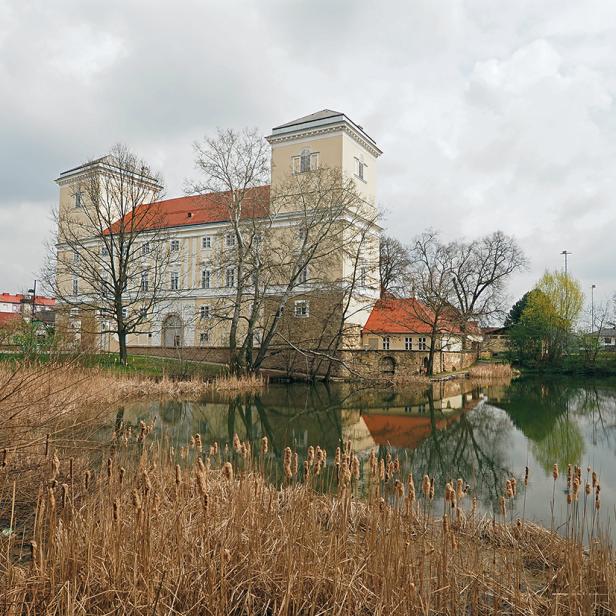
[561,250,572,276]
[27,280,37,319]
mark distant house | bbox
[482,326,510,356]
[597,328,616,349]
[0,292,56,318]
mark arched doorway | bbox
[379,356,396,377]
[162,314,183,348]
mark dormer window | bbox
[292,150,319,174]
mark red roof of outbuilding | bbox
[0,312,20,325]
[363,298,482,337]
[106,185,271,234]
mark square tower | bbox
[266,109,382,209]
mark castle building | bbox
[54,110,383,362]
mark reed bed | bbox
[1,430,614,615]
[468,362,515,380]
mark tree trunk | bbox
[118,329,128,366]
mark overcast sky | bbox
[1,0,615,314]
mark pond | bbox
[111,375,616,533]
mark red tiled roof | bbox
[363,298,483,337]
[106,185,271,234]
[0,293,55,307]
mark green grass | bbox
[0,351,226,380]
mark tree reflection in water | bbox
[113,376,616,522]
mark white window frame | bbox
[418,337,427,351]
[72,277,79,296]
[74,191,83,209]
[199,331,209,347]
[405,336,412,351]
[294,300,309,318]
[225,268,235,288]
[382,336,390,350]
[200,305,210,319]
[354,157,367,181]
[142,242,150,256]
[170,271,179,291]
[225,233,236,248]
[170,239,180,252]
[201,269,211,289]
[140,271,149,292]
[292,150,319,174]
[202,236,211,249]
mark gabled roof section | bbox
[105,185,270,234]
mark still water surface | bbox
[113,376,616,531]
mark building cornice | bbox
[267,123,382,158]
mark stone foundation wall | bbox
[127,345,477,380]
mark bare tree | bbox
[43,144,178,364]
[448,231,527,330]
[190,129,379,376]
[379,234,411,297]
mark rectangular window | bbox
[382,336,390,350]
[201,269,210,289]
[73,251,80,264]
[405,337,413,350]
[200,305,210,319]
[100,245,108,257]
[170,239,179,252]
[170,271,179,290]
[202,236,211,249]
[72,277,79,296]
[140,271,149,292]
[293,152,319,174]
[225,233,236,248]
[74,191,83,208]
[199,331,209,346]
[359,266,368,287]
[294,300,309,318]
[225,268,235,288]
[299,266,308,284]
[354,157,367,181]
[418,337,427,351]
[142,242,150,255]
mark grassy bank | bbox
[1,434,614,614]
[0,351,226,380]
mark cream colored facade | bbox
[55,110,382,352]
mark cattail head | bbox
[393,457,400,475]
[499,496,506,516]
[443,514,450,533]
[307,446,315,466]
[585,482,591,496]
[505,480,514,499]
[379,459,385,482]
[197,457,206,474]
[422,475,430,498]
[51,452,60,479]
[131,489,142,511]
[456,478,464,499]
[261,436,268,456]
[1,448,7,468]
[511,477,517,497]
[107,457,113,481]
[303,460,310,481]
[592,471,598,488]
[195,433,202,452]
[429,478,435,501]
[352,456,360,481]
[524,466,529,486]
[283,447,292,466]
[394,480,404,499]
[233,433,241,452]
[61,483,69,509]
[175,464,182,487]
[292,453,298,477]
[552,464,559,481]
[84,470,91,490]
[595,493,601,510]
[113,499,120,523]
[335,447,341,466]
[142,469,152,495]
[119,467,126,485]
[222,462,233,482]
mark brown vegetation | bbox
[1,429,614,614]
[468,362,515,380]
